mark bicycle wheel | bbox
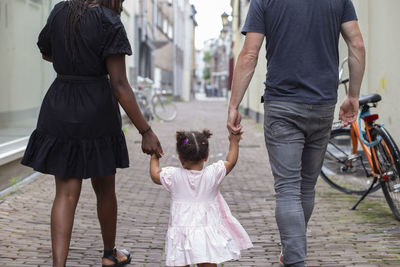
[373,126,400,220]
[152,94,177,122]
[321,129,381,195]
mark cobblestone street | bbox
[1,100,400,266]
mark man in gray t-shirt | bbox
[227,0,365,266]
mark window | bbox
[163,19,168,35]
[168,24,173,39]
[157,8,163,28]
[0,0,54,169]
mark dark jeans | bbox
[264,101,335,266]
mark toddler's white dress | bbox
[160,160,253,266]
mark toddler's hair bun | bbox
[176,130,187,144]
[202,129,212,139]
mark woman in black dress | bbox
[21,1,163,266]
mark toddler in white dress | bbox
[150,129,253,267]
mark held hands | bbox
[339,96,359,128]
[227,108,244,135]
[229,131,242,143]
[141,129,164,158]
[224,126,242,175]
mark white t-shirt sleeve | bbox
[212,160,227,185]
[160,167,177,192]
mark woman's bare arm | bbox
[106,54,163,157]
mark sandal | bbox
[102,247,132,267]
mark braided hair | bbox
[65,0,124,61]
[176,130,213,162]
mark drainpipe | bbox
[173,1,178,98]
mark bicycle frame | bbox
[133,86,153,122]
[335,58,400,215]
[349,108,392,178]
[349,120,377,176]
[341,77,384,178]
[347,104,397,210]
[352,124,380,177]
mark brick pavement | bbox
[0,100,399,266]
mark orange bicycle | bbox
[321,63,400,220]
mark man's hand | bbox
[227,108,244,135]
[339,96,359,128]
[142,130,164,158]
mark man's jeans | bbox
[264,101,335,267]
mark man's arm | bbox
[339,21,366,127]
[227,32,264,134]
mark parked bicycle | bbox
[133,84,177,123]
[321,59,400,220]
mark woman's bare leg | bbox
[51,177,82,267]
[91,175,128,265]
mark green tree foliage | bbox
[203,51,211,63]
[203,67,210,80]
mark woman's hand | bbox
[142,129,163,158]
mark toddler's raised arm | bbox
[224,132,242,175]
[150,154,162,185]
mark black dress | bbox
[21,2,132,179]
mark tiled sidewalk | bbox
[0,100,399,266]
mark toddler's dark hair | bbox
[176,129,212,162]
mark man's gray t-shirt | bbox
[242,0,358,104]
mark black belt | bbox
[57,74,109,81]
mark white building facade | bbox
[0,0,138,190]
[0,0,62,168]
